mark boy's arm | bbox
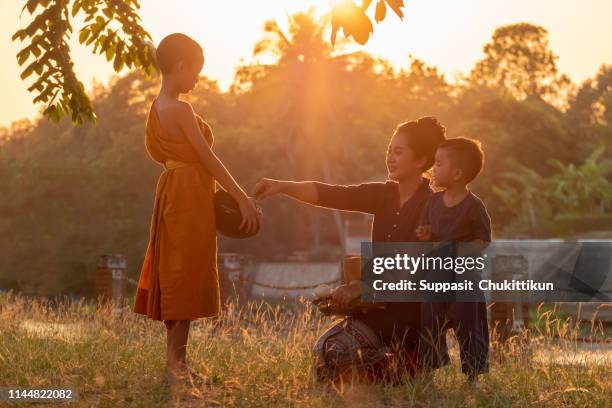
[454,199,492,257]
[468,199,492,250]
[176,102,260,231]
[415,197,432,241]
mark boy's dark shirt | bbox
[313,178,432,347]
[419,189,492,375]
[421,191,491,243]
[418,190,492,296]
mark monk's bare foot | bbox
[186,367,212,387]
[166,364,189,386]
[166,371,184,387]
[166,365,210,388]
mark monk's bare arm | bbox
[175,102,260,232]
[175,103,246,200]
[253,179,318,204]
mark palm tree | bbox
[235,10,375,252]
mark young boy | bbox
[415,137,491,383]
[133,33,260,385]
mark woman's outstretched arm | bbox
[254,178,386,214]
[253,179,318,204]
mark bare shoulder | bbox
[165,100,195,120]
[153,98,198,138]
[155,98,191,117]
[160,99,209,136]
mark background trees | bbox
[2,15,611,296]
[492,146,612,236]
[13,0,407,124]
[469,23,572,107]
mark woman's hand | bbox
[253,178,284,200]
[415,225,432,241]
[331,283,362,308]
[238,196,261,233]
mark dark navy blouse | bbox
[312,178,433,347]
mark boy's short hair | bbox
[438,137,484,183]
[155,33,204,75]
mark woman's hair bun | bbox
[417,116,445,134]
[395,116,447,171]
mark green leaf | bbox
[351,12,373,45]
[12,29,27,42]
[375,0,386,22]
[33,84,54,103]
[78,29,89,44]
[124,54,133,68]
[71,2,81,17]
[85,33,96,46]
[16,48,30,65]
[105,46,114,62]
[101,31,115,51]
[33,61,44,74]
[26,0,40,14]
[20,63,36,80]
[385,0,404,19]
[43,104,61,123]
[113,54,124,72]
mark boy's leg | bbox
[420,302,452,371]
[449,302,489,379]
[164,320,191,380]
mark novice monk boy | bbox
[416,137,491,383]
[133,33,260,384]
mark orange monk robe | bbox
[133,101,220,321]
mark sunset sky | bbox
[1,0,612,127]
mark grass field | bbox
[0,292,610,407]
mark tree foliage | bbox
[493,146,612,235]
[13,0,157,124]
[470,23,572,107]
[330,0,406,45]
[13,0,407,125]
[569,65,612,126]
[2,13,611,295]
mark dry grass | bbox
[0,291,610,407]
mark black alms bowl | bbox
[213,189,261,239]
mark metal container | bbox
[341,255,361,284]
[218,253,247,305]
[95,254,127,309]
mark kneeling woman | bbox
[254,117,446,382]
